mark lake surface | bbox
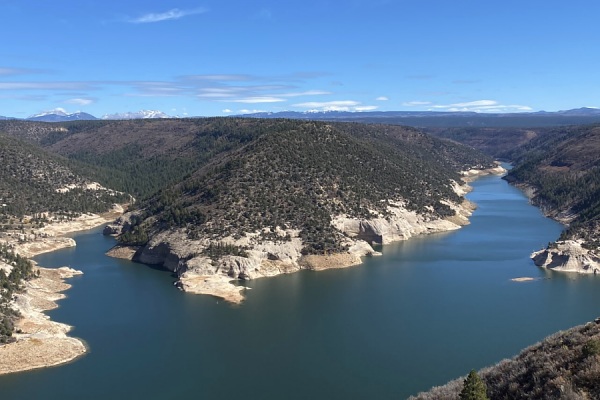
[2,173,599,399]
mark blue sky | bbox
[1,0,599,117]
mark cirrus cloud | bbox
[430,100,532,113]
[65,97,95,106]
[293,100,378,112]
[229,96,286,103]
[402,101,432,106]
[127,8,207,24]
[402,99,532,113]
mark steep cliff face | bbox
[331,198,473,245]
[532,240,600,274]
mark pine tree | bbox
[459,369,489,400]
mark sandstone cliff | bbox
[531,240,600,274]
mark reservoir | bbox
[1,173,598,399]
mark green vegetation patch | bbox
[0,244,36,344]
[133,120,492,255]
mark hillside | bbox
[0,118,496,303]
[2,118,290,198]
[0,133,128,220]
[0,132,129,342]
[128,121,491,252]
[92,119,496,302]
[0,118,495,201]
[504,125,600,246]
[423,127,541,157]
[410,319,600,399]
[0,244,35,344]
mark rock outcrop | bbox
[106,167,505,304]
[531,240,600,274]
[109,193,477,304]
[331,199,473,245]
[101,210,139,237]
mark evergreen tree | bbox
[459,370,489,400]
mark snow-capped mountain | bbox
[102,110,171,120]
[27,109,98,122]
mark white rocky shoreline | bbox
[106,166,507,304]
[0,204,125,375]
[0,166,508,374]
[509,181,600,275]
[531,240,600,275]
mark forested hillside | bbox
[425,124,600,249]
[0,128,130,343]
[5,119,286,198]
[118,119,493,255]
[503,124,600,247]
[0,133,128,223]
[2,118,494,201]
[0,245,35,343]
[424,127,540,157]
[0,117,494,257]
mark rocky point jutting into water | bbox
[502,125,600,275]
[106,192,481,304]
[424,123,600,276]
[532,240,600,274]
[97,120,497,303]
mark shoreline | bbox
[110,166,506,304]
[0,205,126,376]
[505,179,599,275]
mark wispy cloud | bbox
[127,8,207,24]
[429,100,532,113]
[281,90,331,97]
[65,97,95,106]
[238,109,266,114]
[293,100,378,112]
[229,96,286,104]
[402,99,532,113]
[0,72,336,111]
[184,74,254,82]
[0,94,48,101]
[403,101,432,106]
[0,82,96,90]
[0,67,41,76]
[355,106,379,111]
[294,100,359,108]
[376,96,389,101]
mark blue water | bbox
[1,174,598,399]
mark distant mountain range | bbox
[238,107,600,128]
[101,110,171,120]
[2,107,600,126]
[13,109,172,123]
[27,110,98,122]
[242,107,600,119]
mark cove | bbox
[2,173,599,399]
